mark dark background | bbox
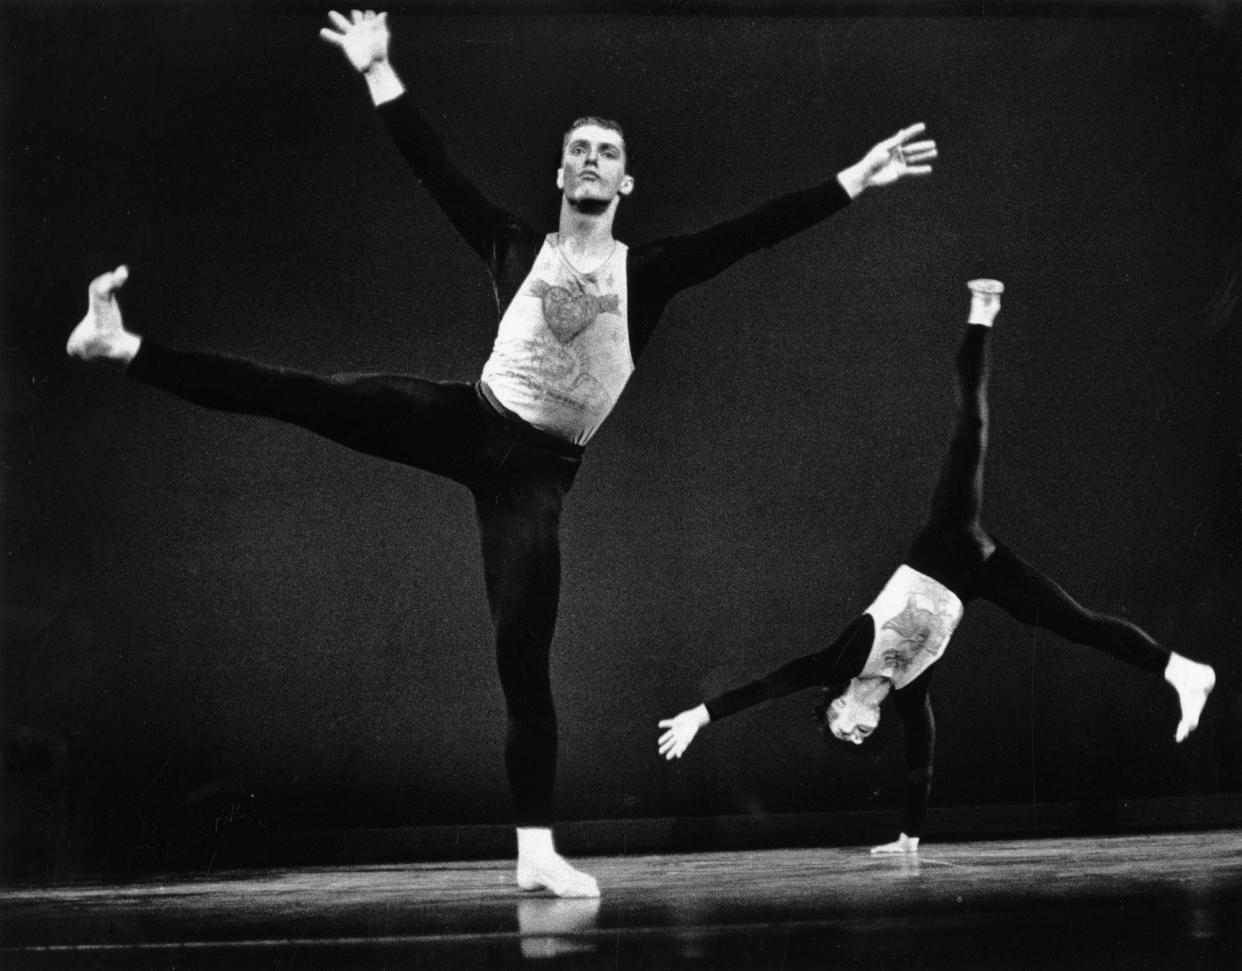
[2,0,1239,880]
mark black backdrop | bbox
[2,0,1239,878]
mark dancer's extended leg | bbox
[906,280,1003,582]
[978,544,1214,742]
[69,266,487,477]
[933,285,1217,740]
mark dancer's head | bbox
[821,677,888,745]
[558,117,634,212]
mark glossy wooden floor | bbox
[3,830,1240,969]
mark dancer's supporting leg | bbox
[69,267,599,896]
[476,461,598,898]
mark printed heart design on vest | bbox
[530,280,621,344]
[542,286,594,342]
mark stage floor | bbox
[3,829,1240,969]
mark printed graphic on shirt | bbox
[529,278,621,344]
[481,236,633,445]
[879,598,944,673]
[861,565,964,689]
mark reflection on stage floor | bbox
[3,829,1240,968]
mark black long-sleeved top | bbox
[376,94,852,362]
[705,613,937,838]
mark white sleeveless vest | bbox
[860,565,965,689]
[481,234,633,445]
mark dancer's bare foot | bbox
[870,832,920,855]
[67,265,140,368]
[516,854,600,899]
[967,278,1003,327]
[1165,654,1215,743]
[515,828,600,898]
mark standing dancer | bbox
[658,280,1216,854]
[68,10,935,897]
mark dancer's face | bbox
[557,124,634,206]
[827,679,885,745]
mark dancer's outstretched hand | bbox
[870,833,920,855]
[658,704,710,760]
[320,9,390,73]
[837,123,937,198]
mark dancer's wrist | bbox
[364,60,405,105]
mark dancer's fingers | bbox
[881,122,926,149]
[327,10,351,30]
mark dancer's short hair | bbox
[814,681,850,727]
[562,116,629,170]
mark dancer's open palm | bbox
[855,123,937,187]
[320,9,390,73]
[658,705,710,760]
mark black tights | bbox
[129,342,581,826]
[907,325,1168,675]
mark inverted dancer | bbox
[67,11,937,896]
[658,280,1216,854]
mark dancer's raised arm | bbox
[626,124,938,355]
[321,9,534,269]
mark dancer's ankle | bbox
[516,826,556,861]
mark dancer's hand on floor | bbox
[870,833,919,855]
[658,704,710,760]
